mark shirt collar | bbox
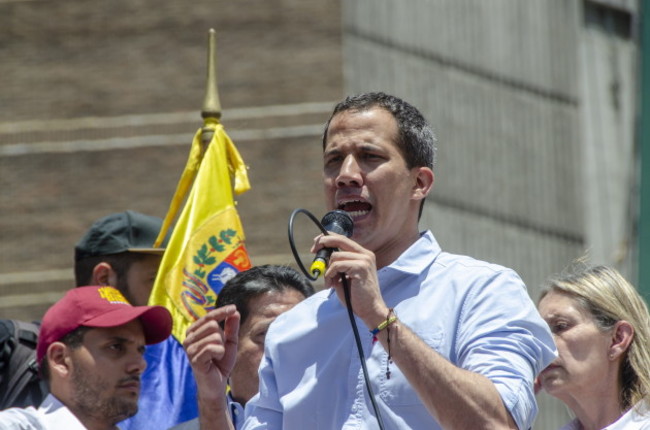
[38,394,67,414]
[325,230,440,300]
[380,230,440,275]
[38,394,87,429]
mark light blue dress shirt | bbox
[243,231,556,430]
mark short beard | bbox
[70,360,139,425]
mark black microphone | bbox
[309,210,354,279]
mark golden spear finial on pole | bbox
[201,28,221,146]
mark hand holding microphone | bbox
[310,210,354,279]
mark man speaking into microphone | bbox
[184,92,556,430]
[308,209,354,278]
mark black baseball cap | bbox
[75,211,168,261]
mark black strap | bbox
[0,320,44,408]
[3,355,39,407]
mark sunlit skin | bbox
[322,107,433,269]
[50,320,147,430]
[537,291,625,430]
[120,254,162,306]
[229,289,306,405]
[93,254,162,306]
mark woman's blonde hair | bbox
[541,265,650,409]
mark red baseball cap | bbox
[37,286,172,363]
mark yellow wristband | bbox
[370,315,397,335]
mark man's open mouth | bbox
[338,199,372,219]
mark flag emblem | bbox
[178,223,252,320]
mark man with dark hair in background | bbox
[75,210,201,430]
[74,210,168,306]
[174,265,314,430]
[0,286,172,429]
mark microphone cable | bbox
[288,208,387,430]
[287,208,325,282]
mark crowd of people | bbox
[1,92,649,430]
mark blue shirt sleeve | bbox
[242,353,283,430]
[455,269,556,430]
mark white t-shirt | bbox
[559,402,650,430]
[0,394,86,430]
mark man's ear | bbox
[47,342,72,379]
[92,262,117,287]
[412,167,434,201]
[609,320,634,361]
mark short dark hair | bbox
[322,92,437,170]
[39,326,91,385]
[215,265,315,327]
[74,252,149,288]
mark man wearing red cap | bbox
[0,286,172,430]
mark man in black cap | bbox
[73,211,199,430]
[0,211,172,414]
[74,210,168,307]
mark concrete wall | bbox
[0,0,342,319]
[580,2,639,273]
[342,0,588,293]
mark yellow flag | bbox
[150,118,252,342]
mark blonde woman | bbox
[537,265,650,430]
